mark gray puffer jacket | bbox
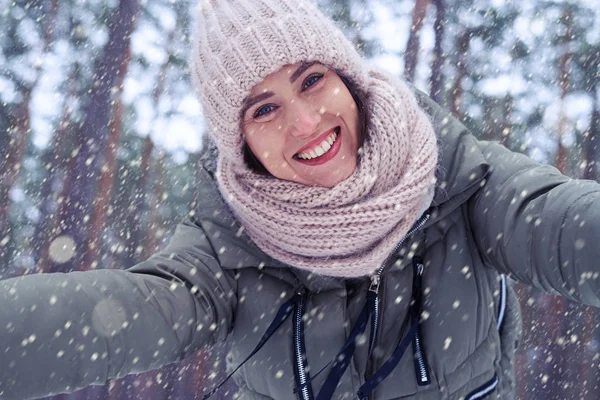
[2,92,600,400]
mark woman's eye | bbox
[302,73,324,91]
[253,104,277,118]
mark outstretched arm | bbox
[469,140,600,306]
[0,217,237,399]
[413,88,600,306]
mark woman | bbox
[1,0,599,399]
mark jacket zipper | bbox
[366,213,431,398]
[413,261,431,385]
[293,287,312,400]
[367,274,380,357]
[373,213,431,278]
[414,332,429,383]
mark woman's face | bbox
[241,62,360,188]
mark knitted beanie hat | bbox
[191,0,369,163]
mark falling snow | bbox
[0,0,599,399]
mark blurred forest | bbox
[0,0,599,398]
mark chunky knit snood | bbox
[216,68,438,277]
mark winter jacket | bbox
[2,91,600,400]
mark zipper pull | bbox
[413,256,424,276]
[417,263,424,276]
[369,274,381,294]
[296,286,306,296]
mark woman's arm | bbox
[412,87,600,306]
[469,139,600,306]
[0,217,237,400]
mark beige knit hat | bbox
[191,0,369,163]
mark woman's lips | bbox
[295,127,338,156]
[294,127,342,166]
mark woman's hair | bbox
[243,69,370,175]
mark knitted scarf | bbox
[216,67,438,277]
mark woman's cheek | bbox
[244,126,257,142]
[258,148,283,171]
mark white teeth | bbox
[297,130,339,160]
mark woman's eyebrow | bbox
[241,62,320,116]
[242,91,275,116]
[289,61,319,83]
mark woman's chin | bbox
[270,153,358,187]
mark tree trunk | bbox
[125,135,154,264]
[122,35,170,269]
[141,151,165,261]
[429,0,445,104]
[501,94,513,148]
[0,95,30,270]
[82,96,121,271]
[41,0,59,52]
[544,8,572,399]
[449,31,470,119]
[582,86,599,181]
[32,65,77,273]
[107,380,121,400]
[554,14,571,176]
[0,102,30,267]
[404,0,430,82]
[54,0,139,273]
[579,48,600,400]
[84,46,131,271]
[554,128,569,174]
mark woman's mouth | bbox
[294,127,342,166]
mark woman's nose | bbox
[288,99,321,137]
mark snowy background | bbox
[1,0,599,398]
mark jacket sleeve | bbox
[0,216,237,400]
[468,139,600,306]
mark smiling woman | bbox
[2,0,600,400]
[241,63,361,187]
